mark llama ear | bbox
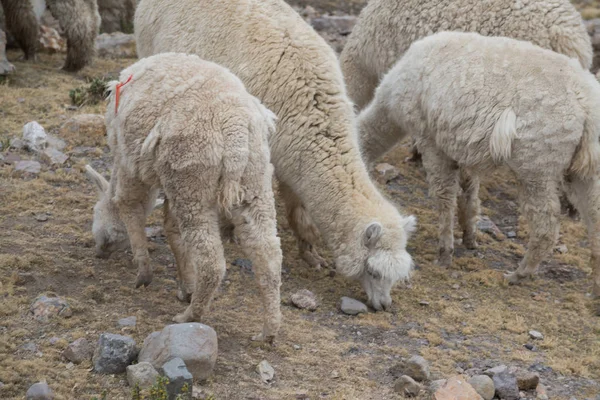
[85,165,109,195]
[364,222,383,248]
[403,215,417,238]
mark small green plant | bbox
[69,77,111,107]
[91,390,108,400]
[147,376,169,400]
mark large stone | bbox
[92,333,138,374]
[15,160,42,174]
[138,323,218,381]
[59,114,106,146]
[492,371,519,400]
[290,289,319,311]
[63,338,93,364]
[394,375,423,397]
[26,382,53,400]
[127,362,159,390]
[30,294,71,321]
[23,121,48,152]
[160,357,193,400]
[528,330,544,340]
[404,355,430,382]
[468,375,495,400]
[434,376,483,400]
[340,297,367,315]
[257,360,275,384]
[96,32,136,58]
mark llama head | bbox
[335,214,416,311]
[85,165,129,258]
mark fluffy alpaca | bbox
[97,0,135,33]
[340,0,593,165]
[358,31,600,296]
[135,0,417,311]
[86,52,283,342]
[0,0,99,72]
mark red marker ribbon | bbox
[115,74,133,114]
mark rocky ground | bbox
[1,1,600,399]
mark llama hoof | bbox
[173,310,194,323]
[0,60,15,75]
[301,248,328,270]
[505,271,531,285]
[437,251,453,268]
[176,288,192,303]
[251,332,275,345]
[463,237,478,250]
[135,271,153,288]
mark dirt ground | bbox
[1,1,600,400]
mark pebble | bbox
[468,375,495,400]
[524,343,536,351]
[231,258,253,272]
[393,375,422,397]
[118,316,137,327]
[42,148,68,165]
[257,360,275,383]
[127,362,159,389]
[403,355,430,382]
[15,160,41,174]
[26,382,53,400]
[160,357,193,400]
[554,244,568,254]
[3,152,21,164]
[419,300,430,306]
[516,370,540,391]
[477,216,505,240]
[138,323,218,380]
[529,330,544,340]
[507,231,517,238]
[484,365,508,377]
[63,338,93,364]
[21,342,38,352]
[493,371,520,400]
[92,333,138,374]
[30,294,71,321]
[340,297,367,315]
[434,376,483,400]
[34,213,48,222]
[373,163,400,182]
[291,289,319,311]
[22,121,48,152]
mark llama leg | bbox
[506,181,560,283]
[114,175,154,288]
[458,169,480,249]
[231,194,282,343]
[279,181,327,269]
[169,204,225,323]
[420,147,460,267]
[163,198,194,303]
[0,29,16,74]
[565,176,600,297]
[0,0,39,61]
[406,138,422,164]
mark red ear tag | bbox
[115,74,133,114]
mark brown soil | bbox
[1,2,600,399]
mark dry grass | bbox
[2,3,600,397]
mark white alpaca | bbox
[134,0,417,310]
[86,52,283,342]
[358,32,600,297]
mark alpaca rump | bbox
[86,53,283,342]
[135,0,417,311]
[340,0,593,165]
[358,31,600,297]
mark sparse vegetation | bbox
[69,77,112,107]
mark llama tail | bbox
[569,113,600,180]
[489,108,517,163]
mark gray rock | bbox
[95,32,136,58]
[3,152,21,165]
[10,138,25,150]
[21,342,38,352]
[42,148,68,165]
[468,375,495,400]
[231,258,252,271]
[374,163,400,182]
[484,365,508,377]
[92,333,138,374]
[63,338,93,364]
[404,355,430,381]
[477,216,504,240]
[340,297,367,315]
[554,244,568,254]
[26,382,53,400]
[493,371,520,400]
[118,316,137,327]
[516,370,539,391]
[30,294,71,321]
[394,375,423,397]
[23,121,48,152]
[160,357,193,400]
[507,231,517,239]
[127,362,159,390]
[48,337,61,345]
[15,160,41,174]
[46,135,66,151]
[311,15,357,34]
[138,323,218,381]
[290,289,319,311]
[257,360,275,383]
[529,330,544,340]
[429,379,447,392]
